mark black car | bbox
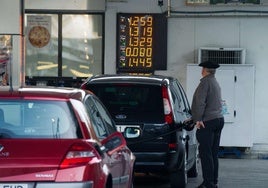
[81,74,198,188]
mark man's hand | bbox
[196,121,205,129]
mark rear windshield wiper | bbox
[52,117,60,138]
[0,133,11,139]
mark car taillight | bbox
[162,86,173,124]
[169,143,178,150]
[60,143,98,169]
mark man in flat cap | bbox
[191,61,224,188]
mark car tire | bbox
[129,171,135,188]
[187,160,198,178]
[170,168,187,188]
[105,176,112,188]
[187,148,199,178]
[170,153,187,188]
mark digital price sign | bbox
[117,13,167,73]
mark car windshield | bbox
[0,100,80,139]
[88,84,165,123]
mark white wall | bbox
[0,0,21,34]
[25,0,105,11]
[0,0,23,86]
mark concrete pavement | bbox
[187,157,268,188]
[134,157,268,188]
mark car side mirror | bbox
[101,132,127,155]
[123,127,141,139]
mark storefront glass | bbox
[0,35,12,86]
[24,13,103,87]
[25,14,58,77]
[62,14,103,78]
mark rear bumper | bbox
[36,182,93,188]
[133,150,183,173]
[0,182,93,188]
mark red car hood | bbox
[0,139,81,181]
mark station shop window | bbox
[24,13,103,87]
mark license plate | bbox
[117,125,139,132]
[0,184,28,188]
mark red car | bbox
[0,86,135,188]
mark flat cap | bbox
[199,61,220,69]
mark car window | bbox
[175,81,191,117]
[170,80,191,123]
[170,81,185,113]
[84,96,110,140]
[88,84,165,123]
[92,96,117,135]
[0,100,79,138]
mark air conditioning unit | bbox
[198,47,246,65]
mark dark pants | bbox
[196,118,224,188]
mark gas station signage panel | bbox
[116,13,167,73]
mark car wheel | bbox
[187,147,199,178]
[105,176,112,188]
[170,153,187,188]
[129,171,135,188]
[170,168,187,188]
[187,158,198,177]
